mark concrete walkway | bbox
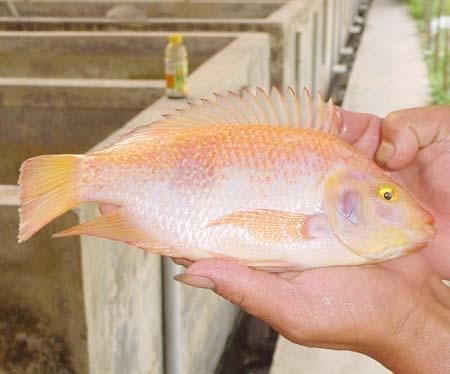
[270,0,429,373]
[343,0,430,116]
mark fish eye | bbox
[378,185,397,201]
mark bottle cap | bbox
[169,34,183,44]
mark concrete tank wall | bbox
[0,1,360,97]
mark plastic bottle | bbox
[165,34,188,98]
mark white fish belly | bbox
[123,164,365,268]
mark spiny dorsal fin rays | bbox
[214,92,248,125]
[220,91,251,124]
[242,88,270,124]
[314,92,325,131]
[176,106,217,125]
[302,87,313,130]
[230,91,260,124]
[256,87,279,125]
[187,102,228,125]
[285,87,301,127]
[270,87,290,125]
[323,98,339,136]
[92,87,340,154]
[185,99,237,125]
[199,99,236,125]
[225,91,258,125]
[162,113,203,126]
[162,113,191,121]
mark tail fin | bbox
[18,155,80,242]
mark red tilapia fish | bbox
[18,88,435,270]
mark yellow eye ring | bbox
[378,185,397,201]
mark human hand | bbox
[174,107,450,373]
[373,107,450,279]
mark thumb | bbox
[175,259,301,329]
[375,106,450,169]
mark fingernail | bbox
[375,141,395,166]
[174,274,216,290]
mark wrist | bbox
[368,296,450,373]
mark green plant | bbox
[401,0,450,104]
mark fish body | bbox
[18,88,435,270]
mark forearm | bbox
[370,302,450,373]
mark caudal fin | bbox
[18,155,80,242]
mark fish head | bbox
[325,168,435,260]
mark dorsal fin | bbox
[92,87,341,154]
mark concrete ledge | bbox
[0,77,165,88]
[0,185,19,205]
[0,30,236,79]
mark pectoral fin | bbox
[208,209,327,242]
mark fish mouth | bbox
[410,208,436,244]
[423,210,435,226]
[405,220,436,254]
[416,219,436,239]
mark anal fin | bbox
[53,209,157,246]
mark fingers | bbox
[376,106,450,169]
[172,257,193,267]
[174,260,387,348]
[175,259,306,330]
[99,204,120,215]
[338,108,382,158]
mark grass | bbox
[401,0,450,104]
